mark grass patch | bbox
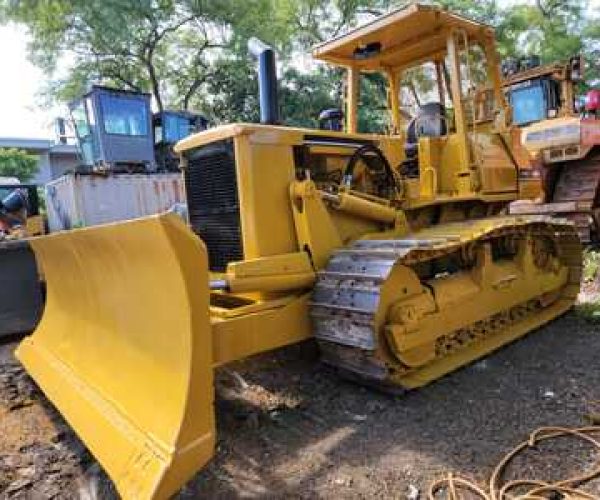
[575,302,600,323]
[577,249,600,322]
[583,249,600,282]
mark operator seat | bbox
[401,102,447,178]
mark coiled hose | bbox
[429,426,600,499]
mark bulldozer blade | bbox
[0,240,43,338]
[16,213,216,499]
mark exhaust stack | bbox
[248,37,280,125]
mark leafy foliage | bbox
[583,249,600,282]
[2,0,600,129]
[577,249,600,323]
[280,66,344,128]
[0,148,39,182]
[1,0,290,112]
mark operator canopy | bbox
[312,3,495,70]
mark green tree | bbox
[280,66,344,128]
[0,149,39,182]
[0,0,388,125]
[496,1,584,60]
[3,0,600,128]
[164,0,392,126]
[0,0,291,112]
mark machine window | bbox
[511,85,546,125]
[101,95,149,136]
[164,114,194,143]
[71,101,90,138]
[154,124,163,144]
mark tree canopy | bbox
[1,0,599,128]
[0,148,39,182]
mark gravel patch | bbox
[1,311,599,498]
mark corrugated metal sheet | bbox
[46,173,184,232]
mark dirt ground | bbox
[1,311,600,499]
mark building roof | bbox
[0,137,78,156]
[312,3,495,71]
[49,143,79,155]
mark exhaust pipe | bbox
[248,37,279,125]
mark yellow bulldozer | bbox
[505,56,600,242]
[15,4,582,498]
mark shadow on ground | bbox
[2,312,599,499]
[181,313,600,498]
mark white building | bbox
[0,138,78,184]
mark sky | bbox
[1,0,600,140]
[0,24,67,139]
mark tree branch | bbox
[155,15,198,43]
[183,74,209,109]
[104,72,143,92]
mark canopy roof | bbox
[312,3,495,71]
[503,62,570,87]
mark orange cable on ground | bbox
[428,426,600,499]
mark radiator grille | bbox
[184,140,243,271]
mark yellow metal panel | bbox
[225,252,315,293]
[386,68,402,133]
[175,123,388,153]
[16,214,215,499]
[483,35,508,117]
[174,123,250,152]
[211,293,312,367]
[477,133,518,194]
[446,30,471,181]
[521,116,582,153]
[290,181,343,269]
[437,135,463,194]
[312,4,494,70]
[346,66,360,133]
[226,251,313,278]
[235,135,299,259]
[377,136,407,173]
[518,179,543,201]
[417,138,440,198]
